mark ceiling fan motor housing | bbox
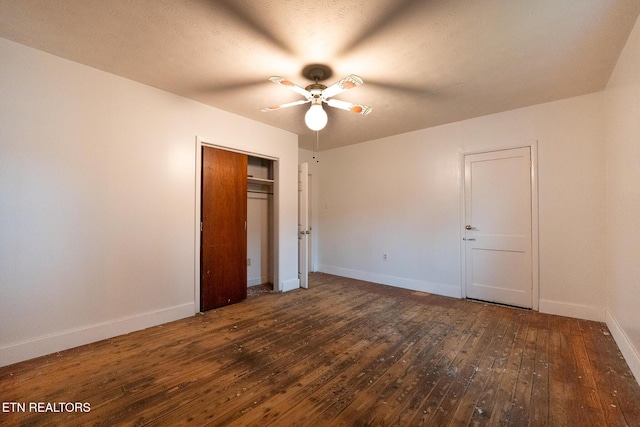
[305,83,327,94]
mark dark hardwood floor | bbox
[1,273,639,426]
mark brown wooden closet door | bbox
[201,146,247,311]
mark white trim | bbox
[460,140,540,310]
[0,303,194,368]
[530,143,540,311]
[195,137,282,313]
[281,278,300,292]
[606,310,640,385]
[200,140,279,161]
[458,149,466,299]
[319,265,461,299]
[539,299,605,322]
[195,139,203,312]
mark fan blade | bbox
[261,99,310,112]
[326,98,372,115]
[269,76,311,99]
[322,74,364,99]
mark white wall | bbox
[0,38,299,366]
[317,92,607,321]
[604,14,640,382]
[247,194,272,286]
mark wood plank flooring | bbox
[1,273,639,426]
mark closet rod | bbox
[247,190,274,195]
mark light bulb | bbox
[305,104,328,131]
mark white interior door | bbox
[308,174,313,272]
[298,163,309,288]
[464,147,533,308]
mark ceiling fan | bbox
[262,64,372,131]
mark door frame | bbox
[194,137,279,313]
[459,140,539,311]
[308,169,314,272]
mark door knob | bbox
[465,225,476,230]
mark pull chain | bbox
[313,131,320,162]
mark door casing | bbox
[460,141,539,311]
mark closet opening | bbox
[247,155,275,294]
[196,141,277,312]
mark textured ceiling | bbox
[1,0,639,150]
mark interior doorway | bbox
[298,162,309,288]
[196,140,278,312]
[308,170,313,272]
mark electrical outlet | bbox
[247,258,251,266]
[383,253,388,261]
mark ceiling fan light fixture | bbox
[264,65,370,133]
[305,103,327,131]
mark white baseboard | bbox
[280,277,300,292]
[538,299,605,322]
[318,265,461,299]
[606,310,640,385]
[0,303,195,367]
